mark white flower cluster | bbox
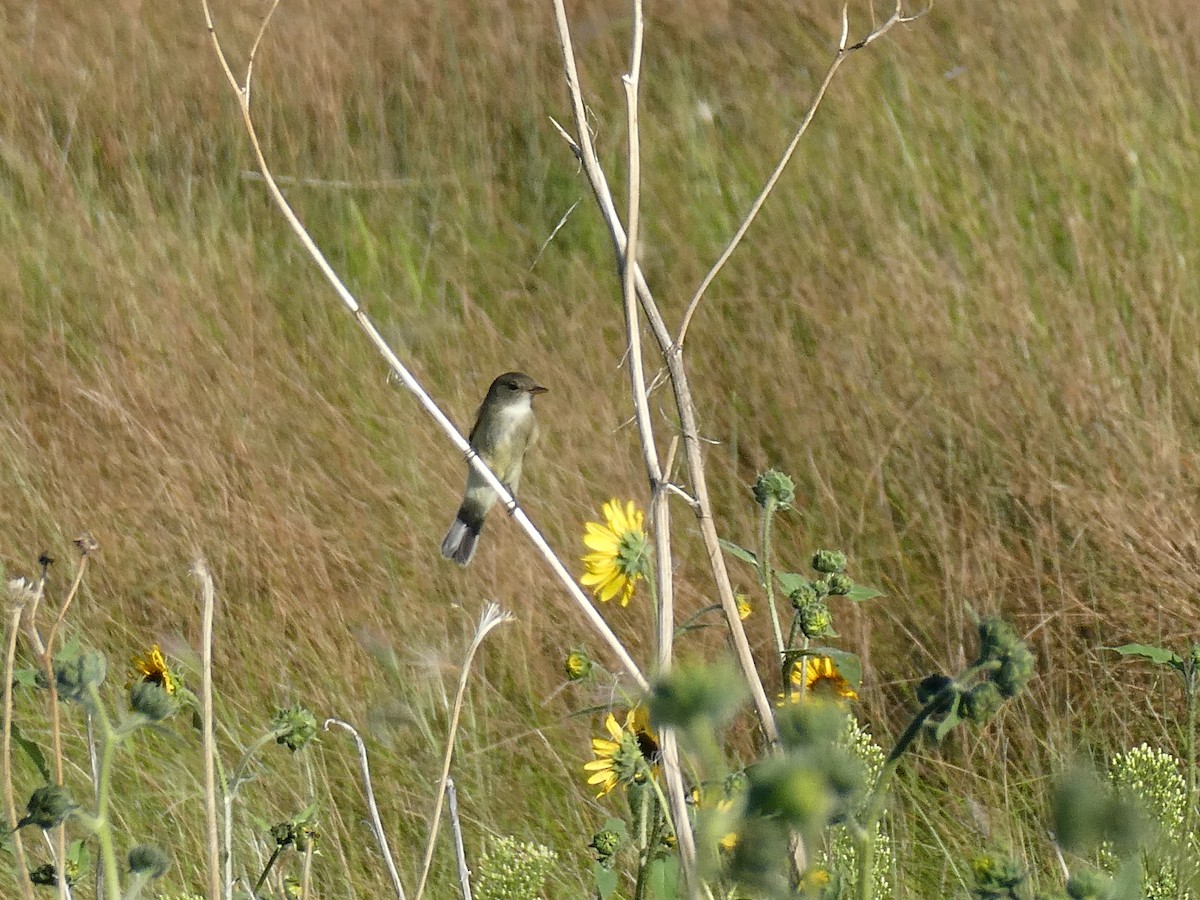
[474,835,559,900]
[1104,742,1194,900]
[821,715,893,898]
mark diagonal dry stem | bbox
[197,0,648,693]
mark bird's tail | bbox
[440,505,485,566]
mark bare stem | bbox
[324,719,408,900]
[193,560,222,900]
[3,604,37,900]
[676,0,927,348]
[414,605,512,900]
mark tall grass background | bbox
[1,0,1198,894]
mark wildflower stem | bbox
[194,560,223,900]
[251,844,286,897]
[3,605,37,900]
[758,497,787,669]
[1185,663,1197,841]
[222,730,284,900]
[323,719,408,900]
[85,684,123,900]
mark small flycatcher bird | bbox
[440,371,547,566]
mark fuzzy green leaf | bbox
[774,571,808,595]
[846,584,884,603]
[11,722,50,781]
[719,539,759,567]
[645,856,681,900]
[1109,644,1183,670]
[593,863,618,900]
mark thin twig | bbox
[445,778,472,900]
[3,600,37,900]
[548,0,779,746]
[324,719,408,900]
[198,0,648,692]
[675,0,927,348]
[40,539,93,900]
[618,0,698,888]
[413,605,513,900]
[193,560,222,900]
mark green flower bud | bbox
[775,698,845,751]
[745,757,832,830]
[270,821,294,847]
[18,784,76,830]
[128,844,171,879]
[827,573,853,596]
[130,680,177,722]
[961,682,1004,725]
[789,582,818,610]
[916,674,958,715]
[976,617,1021,663]
[811,550,847,574]
[649,664,745,731]
[753,469,795,510]
[796,600,832,639]
[271,705,319,752]
[810,578,831,600]
[29,864,56,886]
[564,649,593,681]
[1189,642,1200,670]
[40,648,108,704]
[994,646,1034,698]
[970,851,1025,895]
[589,828,621,865]
[1065,869,1110,899]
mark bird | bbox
[440,371,547,565]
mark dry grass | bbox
[2,0,1199,894]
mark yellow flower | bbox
[582,705,658,798]
[580,499,649,606]
[735,593,752,620]
[792,656,857,702]
[799,867,831,892]
[131,644,178,695]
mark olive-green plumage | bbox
[440,371,547,565]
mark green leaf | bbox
[719,539,758,567]
[11,722,50,781]
[593,863,618,900]
[67,839,90,872]
[846,584,884,603]
[774,571,808,596]
[934,706,963,742]
[645,856,681,899]
[1109,644,1183,670]
[11,668,39,689]
[808,647,862,688]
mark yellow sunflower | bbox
[791,655,858,702]
[583,705,659,798]
[131,643,178,695]
[580,499,649,606]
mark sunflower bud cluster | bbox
[128,844,171,879]
[974,617,1034,700]
[271,705,319,752]
[753,469,795,510]
[589,828,621,867]
[969,850,1025,899]
[18,784,76,830]
[39,647,107,704]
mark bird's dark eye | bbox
[506,380,519,389]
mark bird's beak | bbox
[530,384,548,395]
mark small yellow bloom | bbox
[792,656,857,702]
[799,867,831,892]
[735,593,752,620]
[580,499,649,607]
[582,706,658,798]
[130,644,178,695]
